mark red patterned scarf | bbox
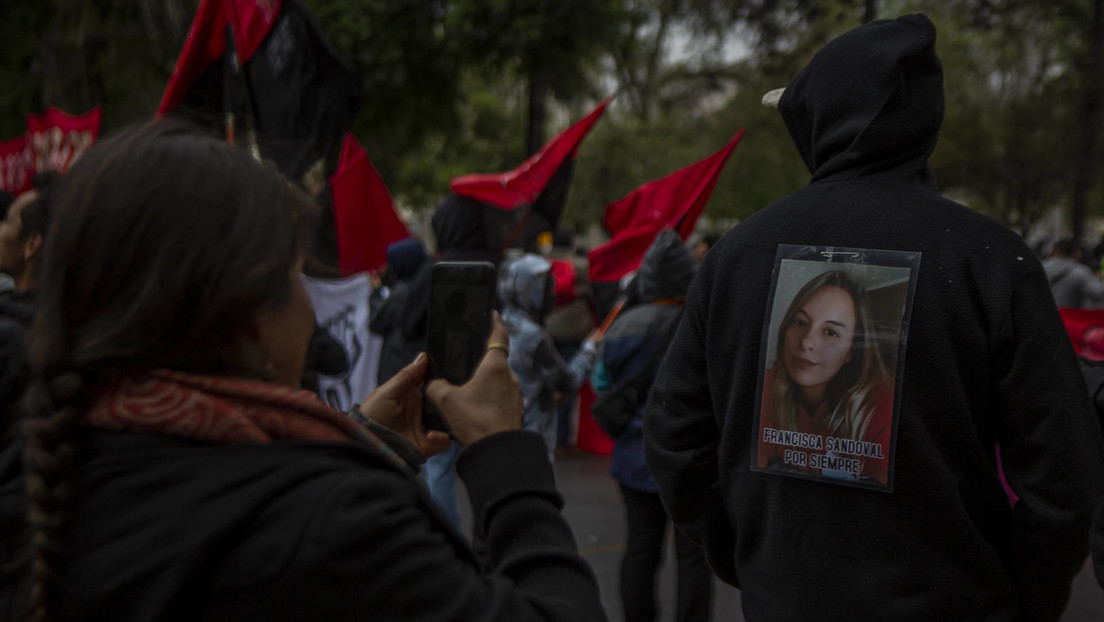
[83,369,404,466]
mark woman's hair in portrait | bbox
[771,269,887,440]
[20,121,314,621]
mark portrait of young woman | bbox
[755,266,909,487]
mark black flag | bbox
[159,0,362,179]
[244,0,362,178]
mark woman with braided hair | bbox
[0,122,605,621]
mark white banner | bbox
[301,273,383,413]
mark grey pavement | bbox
[459,450,1103,621]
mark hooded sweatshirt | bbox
[593,230,694,492]
[370,198,498,386]
[401,195,499,346]
[644,14,1102,622]
[498,254,596,459]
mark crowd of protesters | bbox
[1,12,1104,622]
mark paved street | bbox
[458,449,1103,620]
[547,451,1103,622]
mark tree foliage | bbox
[1,0,1100,241]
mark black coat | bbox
[0,430,606,621]
[369,282,421,385]
[644,14,1103,622]
[0,289,34,443]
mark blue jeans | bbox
[424,442,461,531]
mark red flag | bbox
[1059,308,1104,355]
[1,107,102,195]
[450,98,610,210]
[447,98,610,253]
[329,133,409,276]
[588,130,744,284]
[25,107,102,175]
[0,136,30,195]
[550,259,578,306]
[158,0,282,116]
[576,384,614,455]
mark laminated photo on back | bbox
[751,245,920,491]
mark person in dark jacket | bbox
[0,175,56,617]
[1077,356,1104,591]
[369,237,429,386]
[0,172,55,443]
[644,14,1102,621]
[402,197,501,530]
[592,229,710,622]
[1,122,607,622]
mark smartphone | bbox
[423,261,497,432]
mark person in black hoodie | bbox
[592,229,710,622]
[644,14,1103,621]
[404,196,501,529]
[1,122,606,622]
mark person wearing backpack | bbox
[591,229,711,622]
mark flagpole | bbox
[225,6,264,161]
[223,25,237,144]
[498,205,536,257]
[597,297,627,337]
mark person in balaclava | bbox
[499,254,599,462]
[369,237,429,386]
[592,229,711,622]
[644,14,1102,621]
[405,196,499,530]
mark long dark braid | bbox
[16,169,78,622]
[20,370,87,622]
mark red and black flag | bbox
[588,129,744,317]
[449,98,610,254]
[159,0,361,179]
[329,132,409,276]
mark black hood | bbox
[779,13,943,184]
[637,229,695,303]
[401,197,498,341]
[432,195,487,254]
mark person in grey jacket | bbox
[1042,237,1104,308]
[499,254,599,461]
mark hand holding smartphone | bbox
[423,261,497,434]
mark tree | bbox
[447,0,624,156]
[927,2,1081,235]
[0,0,196,138]
[1070,0,1104,243]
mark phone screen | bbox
[426,262,497,386]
